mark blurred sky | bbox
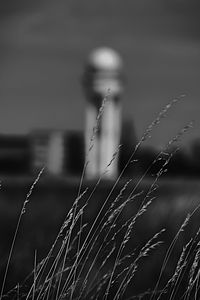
[0,0,200,149]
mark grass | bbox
[0,94,199,300]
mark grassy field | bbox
[0,99,198,299]
[0,176,200,299]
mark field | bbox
[0,175,200,299]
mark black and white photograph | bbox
[0,1,200,299]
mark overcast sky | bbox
[0,0,200,149]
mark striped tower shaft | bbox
[99,98,121,177]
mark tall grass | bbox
[1,94,200,300]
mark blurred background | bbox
[0,0,200,147]
[0,1,200,298]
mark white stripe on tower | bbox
[85,103,99,178]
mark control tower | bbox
[82,47,124,179]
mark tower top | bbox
[88,47,123,72]
[83,47,124,97]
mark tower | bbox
[83,47,124,179]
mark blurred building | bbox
[0,134,30,175]
[0,47,197,179]
[0,47,137,179]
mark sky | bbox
[0,0,200,149]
